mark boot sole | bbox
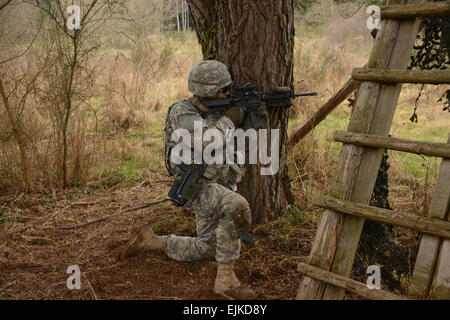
[214,288,236,300]
[214,287,257,300]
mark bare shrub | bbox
[100,30,174,135]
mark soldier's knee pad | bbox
[196,238,216,260]
[219,191,252,230]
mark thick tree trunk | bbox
[187,0,295,223]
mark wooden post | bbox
[409,135,450,298]
[431,240,450,299]
[297,0,426,300]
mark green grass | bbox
[391,106,449,144]
[390,92,448,180]
[88,153,148,187]
[394,153,440,180]
[288,105,351,160]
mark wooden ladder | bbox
[296,0,450,300]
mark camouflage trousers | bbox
[162,183,251,264]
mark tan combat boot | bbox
[214,262,257,300]
[119,224,163,260]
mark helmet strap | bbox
[189,96,210,113]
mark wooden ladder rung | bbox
[297,262,410,300]
[313,194,450,239]
[333,131,450,158]
[380,2,450,19]
[352,68,450,84]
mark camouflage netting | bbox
[353,150,420,294]
[409,1,449,71]
[409,0,450,115]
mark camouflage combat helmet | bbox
[188,60,232,97]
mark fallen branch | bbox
[60,198,170,230]
[288,78,360,148]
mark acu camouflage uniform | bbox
[162,62,252,264]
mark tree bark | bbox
[187,0,295,223]
[186,0,219,59]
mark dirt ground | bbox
[0,182,313,300]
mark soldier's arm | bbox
[170,102,234,147]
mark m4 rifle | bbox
[200,83,317,129]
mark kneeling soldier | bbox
[120,60,257,300]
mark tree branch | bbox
[60,198,170,230]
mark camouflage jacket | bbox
[164,96,244,187]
